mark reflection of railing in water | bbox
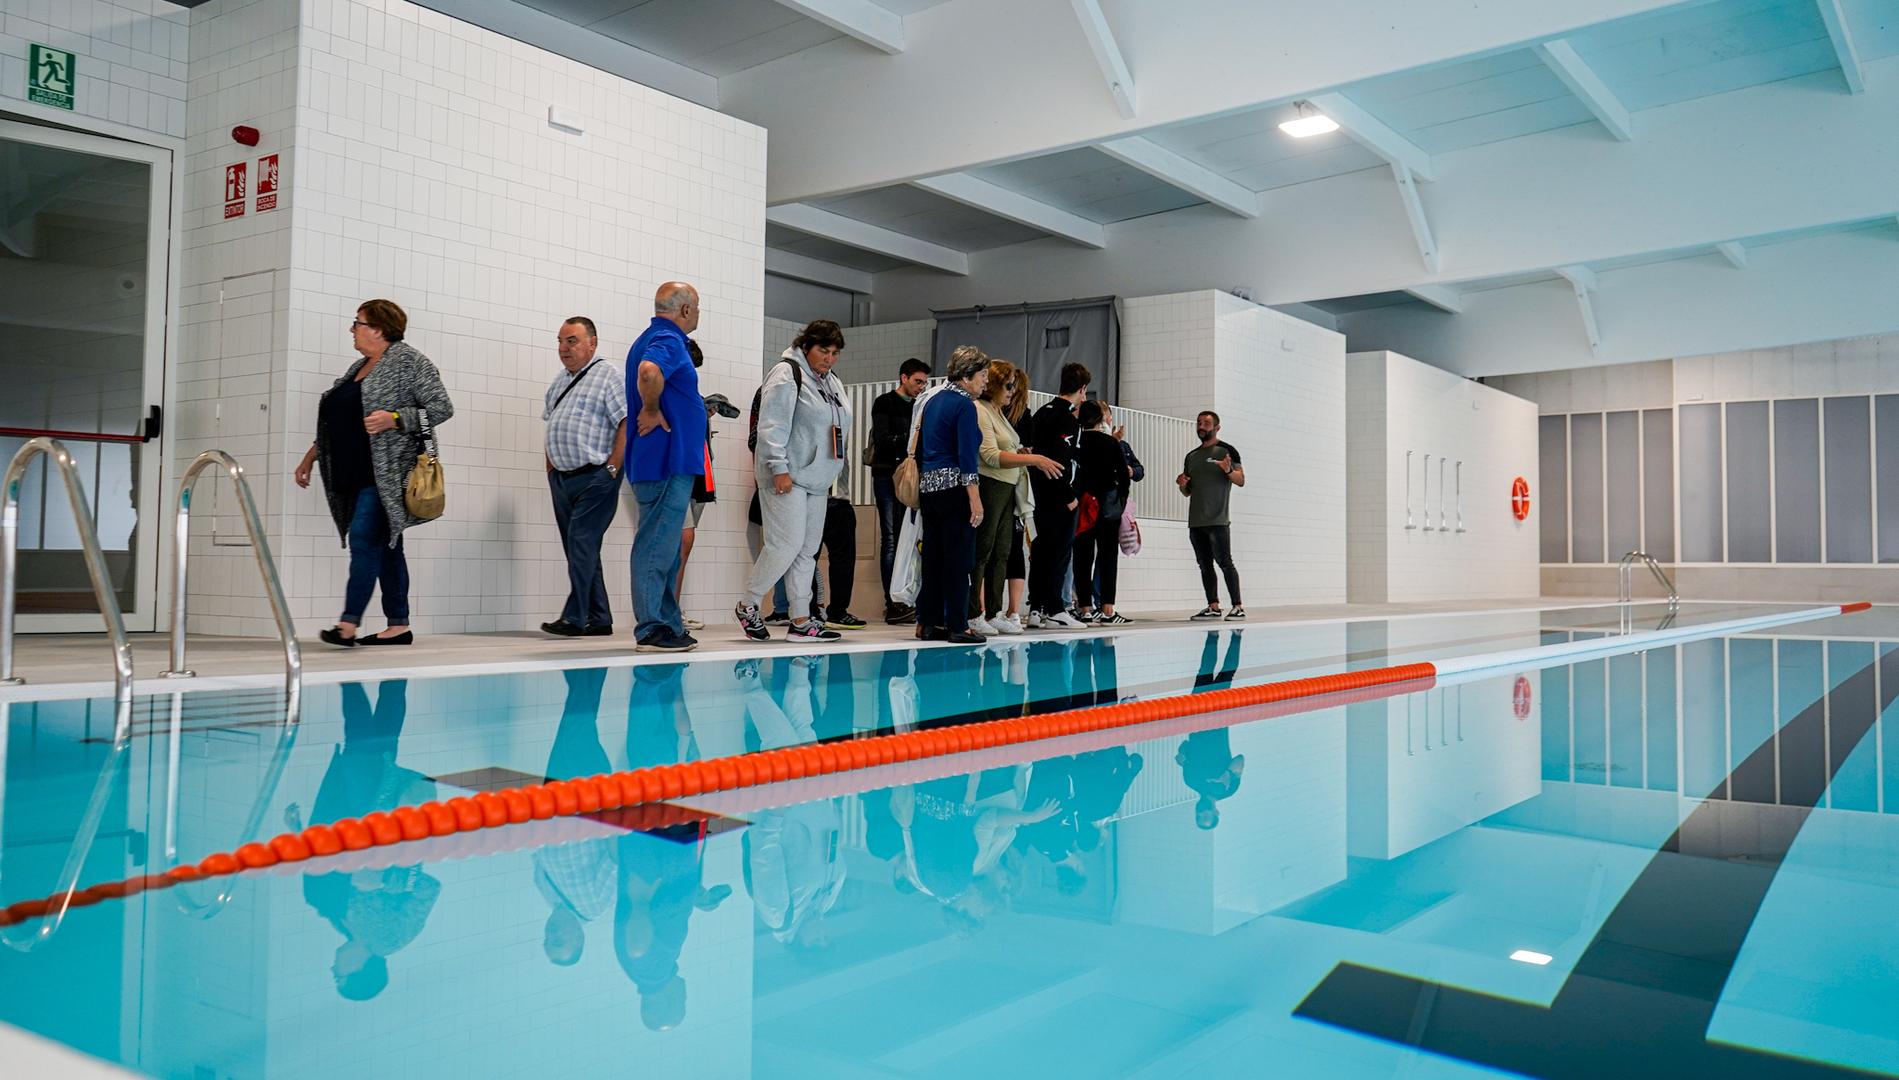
[0,437,134,743]
[0,733,127,951]
[160,450,302,716]
[163,689,300,918]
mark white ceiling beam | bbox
[1555,265,1601,353]
[1714,241,1748,269]
[1095,136,1259,217]
[910,173,1107,248]
[766,204,969,275]
[1069,0,1137,119]
[1392,163,1439,272]
[1404,284,1464,314]
[1816,0,1866,93]
[765,248,875,294]
[761,0,904,54]
[1531,39,1633,141]
[1310,93,1436,182]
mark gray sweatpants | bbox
[744,482,828,615]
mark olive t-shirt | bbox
[1183,441,1242,528]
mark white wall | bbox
[167,0,768,636]
[1347,351,1539,603]
[0,0,190,139]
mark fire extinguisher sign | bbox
[223,161,247,219]
[256,154,280,212]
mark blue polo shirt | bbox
[625,317,707,483]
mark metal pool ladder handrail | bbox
[1617,550,1680,607]
[0,438,135,742]
[161,450,301,716]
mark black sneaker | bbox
[735,602,770,642]
[1097,612,1131,625]
[1191,606,1224,621]
[1224,606,1247,621]
[635,631,696,653]
[541,619,584,637]
[787,619,841,643]
[826,611,867,630]
[763,610,791,626]
[582,624,614,637]
[945,629,984,645]
[886,604,917,625]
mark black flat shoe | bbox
[319,627,356,648]
[541,619,584,637]
[582,624,614,637]
[358,631,413,646]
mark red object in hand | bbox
[231,125,261,146]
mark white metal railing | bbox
[840,382,1195,522]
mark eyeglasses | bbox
[350,320,369,330]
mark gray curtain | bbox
[932,297,1119,399]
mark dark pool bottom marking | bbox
[431,766,747,844]
[1294,650,1898,1079]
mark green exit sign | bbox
[28,44,76,111]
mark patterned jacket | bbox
[315,340,455,546]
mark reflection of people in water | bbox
[1177,729,1245,830]
[896,767,1055,932]
[615,826,727,1030]
[299,680,442,1001]
[534,668,618,967]
[738,656,847,950]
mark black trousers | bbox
[916,488,975,632]
[1030,500,1078,615]
[1189,524,1242,606]
[821,496,856,615]
[1073,517,1121,609]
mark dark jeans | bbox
[916,488,975,633]
[872,471,901,605]
[1189,524,1242,606]
[549,465,619,628]
[342,486,409,625]
[1029,500,1078,615]
[822,496,856,615]
[1073,516,1121,609]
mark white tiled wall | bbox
[167,0,768,635]
[1346,351,1539,603]
[0,0,189,138]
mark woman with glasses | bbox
[295,299,454,647]
[970,360,1060,635]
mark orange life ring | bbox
[1510,476,1531,521]
[1513,675,1533,720]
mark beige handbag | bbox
[404,408,445,521]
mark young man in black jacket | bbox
[1027,362,1091,628]
[867,358,931,623]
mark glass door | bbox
[0,117,170,632]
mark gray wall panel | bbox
[1570,413,1604,563]
[1642,409,1674,562]
[1724,401,1770,563]
[1539,415,1568,563]
[1879,395,1899,563]
[1825,396,1873,563]
[1773,398,1821,563]
[1606,411,1641,560]
[1679,404,1724,562]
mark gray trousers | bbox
[744,481,828,614]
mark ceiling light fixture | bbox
[1278,101,1340,138]
[1509,949,1554,966]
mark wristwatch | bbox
[606,463,621,478]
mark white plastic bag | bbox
[890,506,923,605]
[1119,497,1142,555]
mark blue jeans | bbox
[341,486,409,625]
[549,466,619,628]
[872,472,901,604]
[630,474,693,642]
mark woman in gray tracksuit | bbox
[735,320,853,642]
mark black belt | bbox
[556,462,603,478]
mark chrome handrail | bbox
[0,438,134,742]
[160,450,300,717]
[1617,550,1680,634]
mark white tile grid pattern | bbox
[1348,352,1540,603]
[0,0,189,138]
[170,0,768,636]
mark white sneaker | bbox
[990,613,1024,635]
[1024,610,1045,629]
[1044,609,1085,629]
[967,616,996,636]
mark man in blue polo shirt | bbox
[626,281,708,653]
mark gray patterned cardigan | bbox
[314,341,455,546]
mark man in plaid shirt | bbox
[542,316,627,636]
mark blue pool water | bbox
[1,603,1895,1078]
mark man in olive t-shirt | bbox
[1176,410,1246,620]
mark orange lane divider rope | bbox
[0,660,1438,929]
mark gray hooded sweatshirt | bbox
[755,347,853,494]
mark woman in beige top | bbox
[971,360,1060,634]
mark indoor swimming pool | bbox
[1,602,1895,1078]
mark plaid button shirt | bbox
[543,358,629,471]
